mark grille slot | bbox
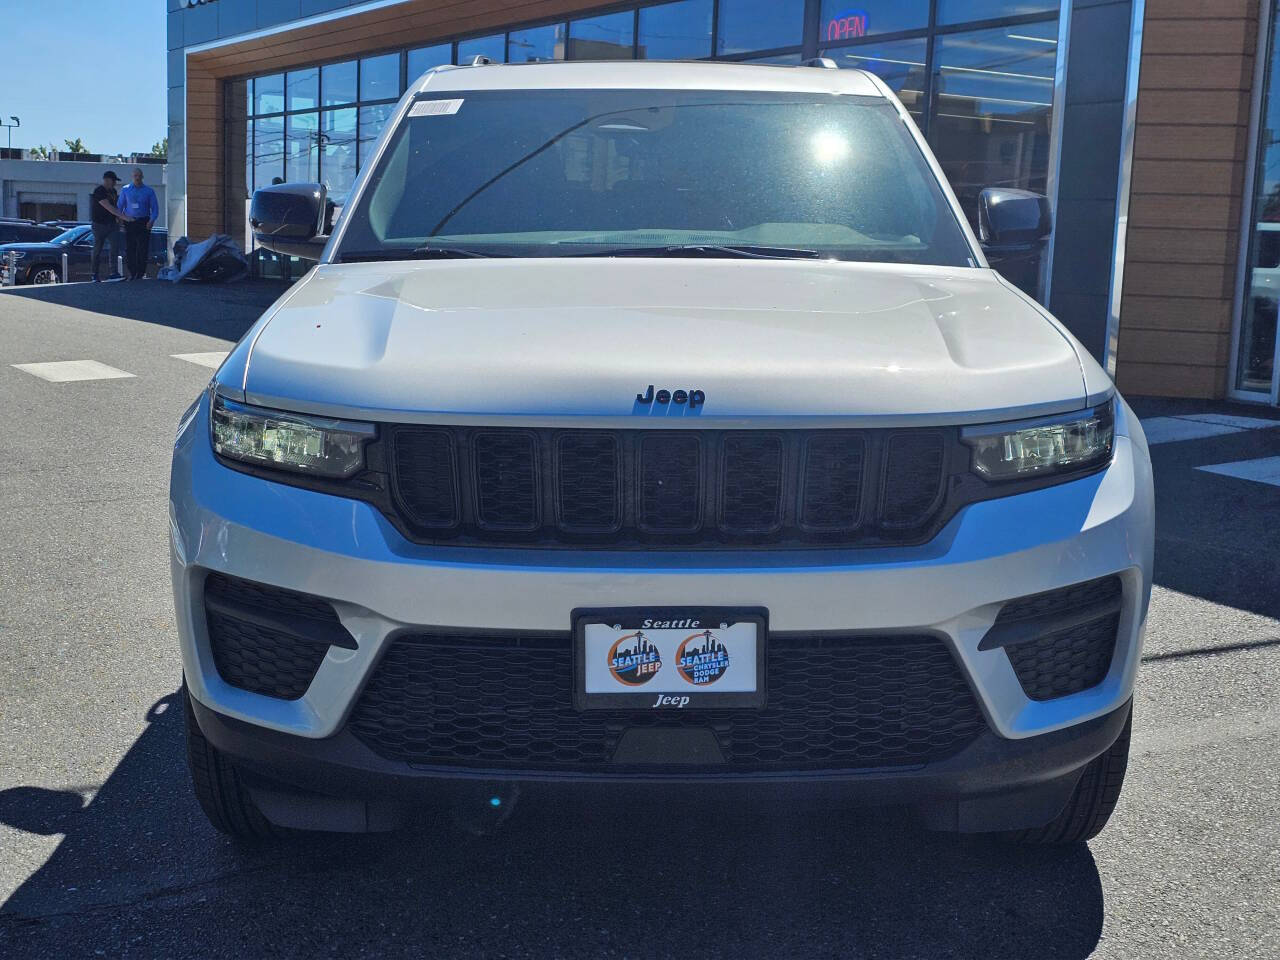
[387,426,952,547]
[880,432,947,528]
[556,433,622,533]
[348,632,986,773]
[204,573,353,701]
[719,434,785,534]
[472,431,539,531]
[392,428,458,529]
[638,433,703,533]
[800,432,865,532]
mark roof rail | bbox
[800,57,838,69]
[467,55,494,67]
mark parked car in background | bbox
[40,219,89,230]
[0,224,168,284]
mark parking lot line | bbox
[1196,456,1280,487]
[10,360,136,383]
[1140,414,1280,445]
[171,351,229,369]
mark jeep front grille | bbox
[387,426,954,548]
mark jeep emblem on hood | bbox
[636,385,705,408]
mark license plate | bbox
[573,607,767,710]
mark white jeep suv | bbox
[171,59,1153,843]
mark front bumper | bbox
[171,393,1153,814]
[191,691,1133,833]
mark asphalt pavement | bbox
[0,280,1277,959]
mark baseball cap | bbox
[103,171,120,181]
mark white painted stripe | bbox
[1196,456,1280,487]
[1140,417,1246,445]
[171,351,228,369]
[1174,413,1280,430]
[11,360,136,383]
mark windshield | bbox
[336,89,974,266]
[52,226,89,245]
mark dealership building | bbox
[167,0,1278,404]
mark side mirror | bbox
[250,182,330,260]
[977,188,1052,250]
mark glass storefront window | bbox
[930,22,1057,207]
[509,23,566,63]
[568,11,634,60]
[408,44,453,81]
[1237,3,1280,394]
[321,108,358,203]
[930,20,1058,295]
[253,115,284,189]
[254,73,284,115]
[286,67,318,112]
[286,112,319,183]
[458,34,506,63]
[822,39,928,121]
[818,1,929,42]
[358,103,394,165]
[937,0,1059,26]
[229,1,1068,291]
[360,53,401,101]
[638,0,713,60]
[322,61,357,107]
[716,0,804,56]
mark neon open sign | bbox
[826,10,869,42]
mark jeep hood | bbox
[235,259,1092,426]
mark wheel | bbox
[1002,706,1132,845]
[28,264,60,285]
[183,683,281,841]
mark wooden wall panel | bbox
[1116,0,1261,399]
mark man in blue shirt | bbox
[117,167,159,280]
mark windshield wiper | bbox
[339,246,499,263]
[569,244,822,261]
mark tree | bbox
[62,137,88,154]
[30,144,51,160]
[150,136,168,157]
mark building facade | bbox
[164,0,1279,404]
[0,155,166,225]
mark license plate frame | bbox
[572,606,768,710]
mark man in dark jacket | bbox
[90,171,130,282]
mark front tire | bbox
[183,684,280,841]
[28,264,60,285]
[1003,706,1132,845]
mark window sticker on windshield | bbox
[410,99,464,118]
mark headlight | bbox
[211,394,374,478]
[963,400,1114,481]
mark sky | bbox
[1,0,167,155]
